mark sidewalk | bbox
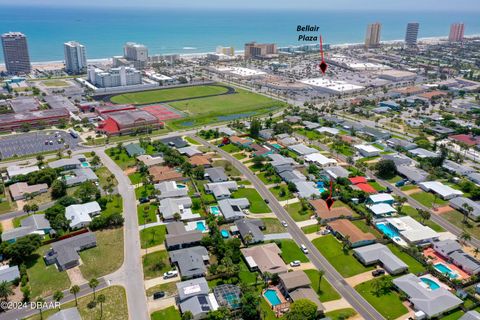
[322,298,352,312]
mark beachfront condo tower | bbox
[365,23,381,48]
[449,23,465,42]
[1,32,31,75]
[405,22,420,46]
[64,41,87,75]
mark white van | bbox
[301,244,308,254]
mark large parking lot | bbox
[0,130,81,159]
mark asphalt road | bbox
[191,135,385,320]
[98,150,149,320]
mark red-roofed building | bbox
[97,109,163,136]
[449,134,480,147]
[349,176,367,185]
[418,90,448,100]
[349,176,376,193]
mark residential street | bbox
[191,134,385,320]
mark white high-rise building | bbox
[365,23,381,48]
[405,23,419,46]
[88,66,142,88]
[124,42,148,62]
[64,41,87,74]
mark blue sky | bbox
[0,0,479,10]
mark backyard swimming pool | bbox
[210,206,220,215]
[420,277,440,290]
[177,184,186,189]
[221,230,229,238]
[317,181,326,194]
[264,289,281,306]
[271,143,282,149]
[196,221,207,232]
[376,223,400,238]
[434,263,458,279]
[81,161,90,167]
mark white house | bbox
[419,181,463,200]
[304,153,337,168]
[65,202,101,229]
[354,144,381,157]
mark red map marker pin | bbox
[319,35,328,75]
[325,178,334,210]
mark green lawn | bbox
[443,209,480,239]
[400,185,419,191]
[238,259,258,285]
[143,250,171,280]
[304,269,341,302]
[232,188,271,213]
[262,218,285,234]
[410,191,448,208]
[212,160,241,177]
[330,143,354,157]
[151,307,181,320]
[269,185,295,201]
[27,286,128,320]
[137,203,158,225]
[387,243,426,274]
[387,175,403,184]
[312,235,373,277]
[284,202,314,221]
[401,205,444,232]
[276,239,309,263]
[221,143,241,153]
[296,128,324,141]
[355,278,408,320]
[140,225,166,249]
[184,136,201,145]
[95,166,118,188]
[105,147,136,169]
[234,153,247,160]
[302,224,319,234]
[79,227,124,279]
[135,185,155,199]
[128,172,144,185]
[0,197,15,214]
[257,172,280,185]
[111,85,229,104]
[440,310,465,320]
[146,281,178,297]
[368,181,386,191]
[168,88,285,129]
[325,308,357,320]
[26,246,71,298]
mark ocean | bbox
[0,6,479,62]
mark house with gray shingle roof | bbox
[353,243,408,275]
[176,277,215,319]
[234,219,265,244]
[124,143,145,157]
[449,197,480,221]
[169,246,209,279]
[218,198,249,221]
[393,273,462,318]
[0,265,20,283]
[44,232,97,271]
[205,167,228,183]
[155,181,188,199]
[47,307,82,320]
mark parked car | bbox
[290,260,301,267]
[300,244,309,254]
[163,270,178,279]
[264,199,269,204]
[321,229,331,235]
[139,197,150,204]
[281,220,288,227]
[372,269,385,277]
[153,291,165,299]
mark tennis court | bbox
[140,104,184,121]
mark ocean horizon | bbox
[1,6,480,63]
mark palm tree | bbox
[397,197,407,214]
[474,248,480,258]
[97,294,106,319]
[460,231,472,244]
[30,203,39,215]
[70,285,80,306]
[89,278,99,299]
[418,209,431,224]
[462,203,473,224]
[36,297,45,320]
[53,290,63,309]
[317,270,325,293]
[0,281,13,301]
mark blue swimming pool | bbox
[264,289,281,306]
[376,223,400,238]
[434,263,458,279]
[420,277,440,290]
[210,206,220,215]
[221,230,229,238]
[271,143,282,149]
[177,184,186,189]
[317,181,327,194]
[81,162,90,167]
[196,221,207,232]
